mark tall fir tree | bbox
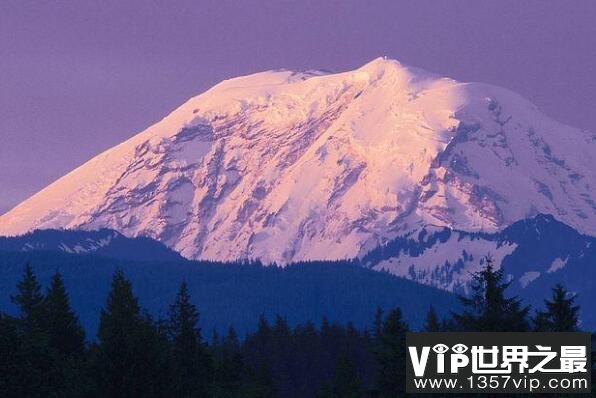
[423,305,441,332]
[213,326,246,398]
[318,355,362,398]
[293,320,324,396]
[375,307,408,397]
[44,272,85,357]
[532,310,551,332]
[168,280,212,397]
[249,314,272,367]
[0,312,27,397]
[245,360,276,398]
[10,263,57,396]
[11,263,45,332]
[44,272,89,395]
[534,284,580,332]
[372,307,383,340]
[453,257,530,332]
[95,269,168,398]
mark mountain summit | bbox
[1,57,594,263]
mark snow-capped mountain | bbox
[0,57,594,264]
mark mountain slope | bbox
[0,57,594,263]
[363,214,594,290]
[362,214,596,328]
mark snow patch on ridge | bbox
[547,257,568,273]
[519,271,540,288]
[372,232,517,291]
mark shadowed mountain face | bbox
[0,58,594,264]
[362,214,596,329]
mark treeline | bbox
[0,258,593,397]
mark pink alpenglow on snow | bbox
[0,58,594,265]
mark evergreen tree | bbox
[375,307,408,397]
[372,307,383,340]
[10,263,56,396]
[245,360,276,398]
[453,257,530,332]
[0,312,27,397]
[213,327,246,397]
[423,305,441,332]
[270,315,292,395]
[320,316,345,371]
[532,310,551,332]
[44,272,89,395]
[44,272,85,357]
[255,314,272,342]
[272,315,291,343]
[95,269,168,397]
[534,284,580,332]
[11,263,45,332]
[292,320,327,397]
[168,280,212,397]
[318,355,362,398]
[249,314,272,365]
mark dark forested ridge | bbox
[0,228,184,262]
[0,250,457,337]
[1,213,595,331]
[1,260,593,397]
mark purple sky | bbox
[1,0,595,215]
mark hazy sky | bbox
[1,0,595,215]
